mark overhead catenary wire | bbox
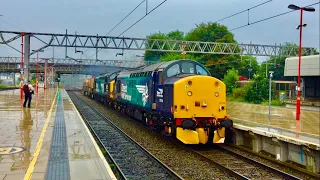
[89,0,270,59]
[87,0,168,59]
[229,1,320,31]
[80,0,146,58]
[106,0,146,36]
[0,19,24,31]
[117,0,168,37]
[214,0,273,23]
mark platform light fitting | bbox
[288,4,315,12]
[296,24,307,29]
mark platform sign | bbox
[0,146,26,155]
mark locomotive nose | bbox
[173,75,231,144]
[173,75,227,119]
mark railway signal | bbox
[55,73,61,82]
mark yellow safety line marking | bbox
[23,88,59,180]
[68,91,117,180]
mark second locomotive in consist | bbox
[83,59,233,144]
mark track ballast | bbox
[68,91,182,180]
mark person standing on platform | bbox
[23,80,34,108]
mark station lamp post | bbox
[268,71,274,123]
[287,4,315,121]
[32,49,44,94]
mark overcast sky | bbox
[0,0,319,63]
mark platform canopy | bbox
[284,55,320,76]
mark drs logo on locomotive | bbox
[157,88,163,103]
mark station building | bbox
[284,54,320,107]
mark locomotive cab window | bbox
[109,73,116,80]
[196,65,209,75]
[166,64,180,77]
[181,62,195,74]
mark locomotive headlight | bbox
[215,92,219,97]
[187,91,192,96]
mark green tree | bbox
[184,22,240,79]
[145,30,185,62]
[145,32,168,61]
[167,30,184,40]
[184,22,236,43]
[160,53,200,62]
[237,56,260,79]
[145,22,242,79]
[222,68,239,95]
[244,75,272,104]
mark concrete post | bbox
[232,129,244,146]
[272,138,288,162]
[249,131,262,153]
[44,59,48,89]
[12,73,15,86]
[23,34,30,82]
[302,146,319,173]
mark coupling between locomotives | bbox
[82,59,233,145]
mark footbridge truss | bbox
[0,30,315,57]
[0,57,149,75]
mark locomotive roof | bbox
[117,59,196,77]
[95,72,114,78]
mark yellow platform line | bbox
[24,88,59,180]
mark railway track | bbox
[68,91,183,180]
[71,91,315,180]
[190,145,302,180]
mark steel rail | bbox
[216,144,302,180]
[189,148,249,180]
[225,144,320,179]
[189,144,302,180]
[69,90,308,180]
[68,91,183,180]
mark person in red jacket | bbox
[23,80,34,108]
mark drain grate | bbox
[45,90,70,180]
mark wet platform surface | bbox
[57,89,116,180]
[0,88,57,180]
[0,88,116,180]
[227,101,320,148]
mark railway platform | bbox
[0,88,116,180]
[227,101,320,174]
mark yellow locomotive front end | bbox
[173,75,232,144]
